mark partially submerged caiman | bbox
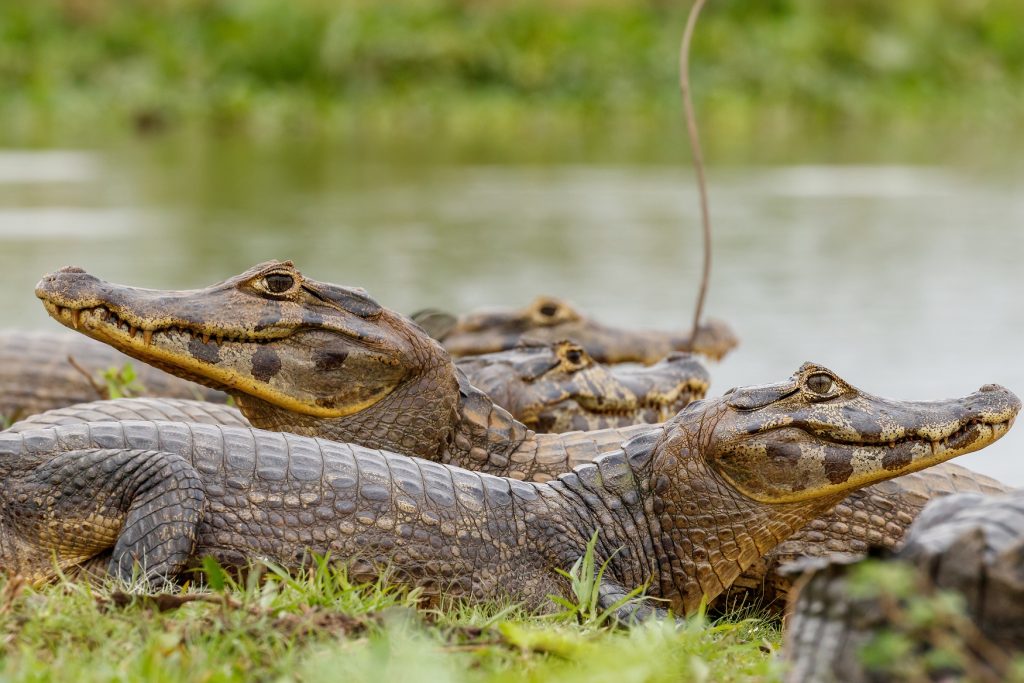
[0,331,225,424]
[413,295,739,363]
[0,364,1016,617]
[33,262,1014,606]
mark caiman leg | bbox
[0,421,633,610]
[7,396,1012,611]
[3,448,204,585]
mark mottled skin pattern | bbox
[34,263,1017,606]
[413,295,739,363]
[455,341,710,433]
[0,365,1016,618]
[717,463,1009,611]
[33,263,661,481]
[10,396,1007,613]
[785,491,1024,683]
[0,330,226,423]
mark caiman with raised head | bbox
[34,262,1014,607]
[0,364,1016,617]
[0,330,226,424]
[454,340,710,432]
[413,295,739,363]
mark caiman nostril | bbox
[979,384,1007,393]
[57,266,87,274]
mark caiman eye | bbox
[806,373,834,395]
[264,273,295,294]
[539,303,559,317]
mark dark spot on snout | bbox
[313,348,349,372]
[251,346,282,382]
[255,309,282,331]
[188,337,221,364]
[823,453,855,485]
[882,448,912,471]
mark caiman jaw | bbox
[574,377,709,418]
[41,301,376,418]
[708,364,1021,505]
[37,264,406,420]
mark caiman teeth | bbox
[829,417,1003,451]
[51,303,284,346]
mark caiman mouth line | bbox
[733,415,1017,505]
[42,301,384,419]
[578,380,709,415]
[811,415,1015,452]
[45,302,290,346]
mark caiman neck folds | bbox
[35,262,462,456]
[638,363,1018,612]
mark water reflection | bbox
[2,147,1022,483]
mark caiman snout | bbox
[35,268,106,305]
[707,364,1021,505]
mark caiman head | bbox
[457,340,710,432]
[36,261,460,454]
[641,362,1019,614]
[413,295,739,364]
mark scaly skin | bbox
[454,341,710,433]
[785,491,1024,682]
[715,463,1010,611]
[413,295,739,363]
[0,330,226,424]
[0,364,1016,617]
[35,263,1016,606]
[34,263,663,481]
[0,329,708,436]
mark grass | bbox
[0,561,783,682]
[2,0,1023,151]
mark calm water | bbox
[2,144,1023,483]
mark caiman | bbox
[0,330,226,424]
[413,295,739,363]
[35,263,658,481]
[0,330,708,436]
[785,490,1024,682]
[0,365,1016,618]
[454,340,710,432]
[33,262,1014,606]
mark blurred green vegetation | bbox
[1,0,1023,151]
